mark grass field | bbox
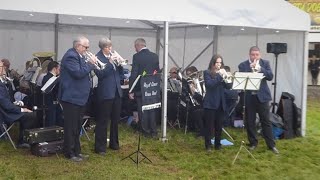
[0,99,319,180]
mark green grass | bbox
[0,99,319,180]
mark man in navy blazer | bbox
[129,38,159,137]
[0,61,34,146]
[94,38,124,155]
[238,46,279,154]
[58,36,97,162]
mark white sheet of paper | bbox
[232,72,264,91]
[129,75,141,93]
[41,76,58,92]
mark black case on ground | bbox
[31,140,64,157]
[24,126,64,144]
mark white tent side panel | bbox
[0,22,54,73]
[159,26,215,71]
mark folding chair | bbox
[0,121,17,149]
[81,115,92,141]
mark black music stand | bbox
[122,73,161,168]
[231,72,263,165]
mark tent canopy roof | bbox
[1,0,310,31]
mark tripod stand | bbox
[231,72,263,164]
[121,128,152,168]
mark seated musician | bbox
[167,67,182,124]
[41,61,63,127]
[183,66,204,135]
[0,61,36,147]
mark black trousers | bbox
[136,96,157,136]
[204,107,224,148]
[61,101,85,158]
[18,112,37,144]
[95,97,121,152]
[245,95,275,148]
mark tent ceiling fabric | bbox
[1,0,310,31]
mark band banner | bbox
[140,74,161,111]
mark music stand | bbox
[122,73,161,168]
[231,72,264,165]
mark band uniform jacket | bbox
[58,48,95,106]
[238,59,273,103]
[94,50,124,101]
[129,49,159,96]
[202,70,229,111]
[0,81,23,123]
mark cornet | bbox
[85,51,107,70]
[110,50,128,66]
[217,66,233,84]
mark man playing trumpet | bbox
[94,37,124,155]
[238,46,279,154]
[59,36,98,162]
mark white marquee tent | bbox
[0,0,310,139]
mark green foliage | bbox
[0,100,319,180]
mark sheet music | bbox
[41,76,58,92]
[129,75,141,93]
[232,72,264,91]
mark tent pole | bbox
[54,14,59,61]
[301,31,309,137]
[156,27,161,56]
[161,21,169,142]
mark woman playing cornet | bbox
[203,54,231,151]
[94,37,124,155]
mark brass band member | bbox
[238,46,279,154]
[59,36,98,162]
[203,55,231,151]
[94,38,123,155]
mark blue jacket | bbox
[0,81,23,123]
[238,59,273,103]
[203,70,228,111]
[58,48,95,106]
[94,50,123,100]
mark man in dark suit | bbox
[94,37,124,155]
[58,36,97,162]
[0,61,34,147]
[238,46,279,154]
[42,61,63,127]
[129,38,160,137]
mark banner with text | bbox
[140,74,161,111]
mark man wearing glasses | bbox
[59,36,98,162]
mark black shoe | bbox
[249,145,256,151]
[96,152,106,156]
[77,154,89,160]
[110,146,119,150]
[270,147,279,154]
[17,143,30,149]
[214,146,222,150]
[69,156,83,162]
[206,147,212,152]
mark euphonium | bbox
[85,51,107,70]
[110,50,128,66]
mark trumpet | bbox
[110,50,128,66]
[85,51,107,70]
[217,67,233,84]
